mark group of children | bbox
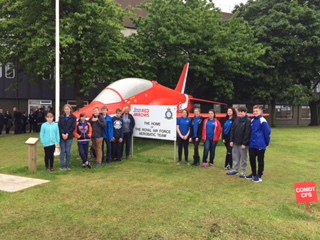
[40,106,135,171]
[177,105,271,183]
[40,104,271,182]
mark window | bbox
[0,62,2,78]
[28,99,52,115]
[5,62,15,78]
[301,106,310,120]
[275,105,293,120]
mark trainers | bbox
[66,166,71,171]
[50,168,55,172]
[186,161,190,165]
[46,168,50,171]
[177,161,182,165]
[202,163,207,168]
[227,170,238,176]
[239,172,246,178]
[86,162,92,169]
[96,163,101,167]
[252,175,262,182]
[246,174,254,180]
[224,165,231,170]
[209,163,214,168]
[82,163,86,168]
[60,167,67,171]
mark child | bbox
[202,109,222,168]
[101,106,114,163]
[176,108,192,165]
[40,112,60,172]
[247,105,271,183]
[74,112,92,169]
[222,107,237,170]
[189,108,204,166]
[112,108,123,161]
[89,107,106,167]
[227,106,251,178]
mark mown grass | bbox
[0,127,319,240]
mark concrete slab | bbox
[0,174,50,193]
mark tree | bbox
[235,0,320,126]
[128,0,267,103]
[0,0,131,110]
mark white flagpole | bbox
[55,0,60,120]
[54,0,61,157]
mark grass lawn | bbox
[0,127,319,240]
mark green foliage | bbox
[129,0,267,100]
[0,0,131,107]
[235,0,320,123]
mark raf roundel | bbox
[165,108,173,120]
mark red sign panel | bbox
[295,182,318,204]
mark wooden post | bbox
[25,138,40,173]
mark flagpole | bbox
[55,0,60,120]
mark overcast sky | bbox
[212,0,248,13]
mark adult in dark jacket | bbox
[13,107,22,134]
[4,110,13,134]
[222,107,237,170]
[36,108,46,132]
[0,109,4,135]
[189,108,204,166]
[28,110,35,133]
[20,111,28,133]
[89,107,106,166]
[58,104,77,170]
[121,106,135,159]
[227,106,251,178]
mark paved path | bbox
[0,174,50,192]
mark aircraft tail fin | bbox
[174,63,189,93]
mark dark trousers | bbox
[21,124,27,133]
[102,138,112,162]
[44,145,55,169]
[33,122,38,132]
[29,122,34,133]
[0,123,3,135]
[122,132,132,158]
[191,138,200,163]
[203,139,217,164]
[78,143,89,164]
[5,124,10,134]
[178,138,189,162]
[249,148,266,177]
[14,121,21,134]
[224,140,233,168]
[112,137,122,160]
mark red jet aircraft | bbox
[74,63,227,119]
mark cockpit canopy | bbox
[93,78,153,104]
